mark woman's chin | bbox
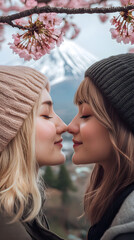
[72,154,82,165]
[52,152,66,165]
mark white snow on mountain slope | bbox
[5,39,98,85]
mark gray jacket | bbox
[101,191,134,240]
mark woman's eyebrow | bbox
[41,100,53,106]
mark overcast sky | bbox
[0,12,132,64]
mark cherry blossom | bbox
[110,9,134,44]
[110,28,118,39]
[49,0,89,8]
[0,0,23,13]
[21,0,37,8]
[99,14,109,23]
[9,14,64,61]
[70,23,80,39]
[66,0,89,8]
[0,0,134,61]
[120,0,134,6]
[61,19,80,39]
[98,1,110,24]
[49,0,69,7]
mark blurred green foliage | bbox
[42,164,77,203]
[43,166,57,188]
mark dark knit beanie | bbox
[85,53,134,134]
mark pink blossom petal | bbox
[99,14,109,23]
[130,32,134,44]
[110,28,118,39]
[123,36,130,44]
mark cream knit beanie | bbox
[0,65,48,153]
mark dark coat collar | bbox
[22,216,64,240]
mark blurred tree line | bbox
[42,164,77,203]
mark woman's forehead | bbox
[41,88,52,103]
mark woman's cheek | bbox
[81,118,103,141]
[80,122,92,141]
[36,118,56,142]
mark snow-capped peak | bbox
[5,39,98,85]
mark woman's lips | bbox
[72,139,83,148]
[54,138,63,148]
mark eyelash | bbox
[42,115,52,119]
[80,115,91,119]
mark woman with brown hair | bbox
[0,66,67,240]
[68,53,134,240]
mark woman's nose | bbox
[56,116,67,134]
[67,117,79,135]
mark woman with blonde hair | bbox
[68,54,134,240]
[0,66,67,240]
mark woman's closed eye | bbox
[80,115,91,119]
[42,115,53,119]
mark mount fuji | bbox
[6,40,98,124]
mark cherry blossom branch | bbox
[5,20,30,30]
[0,5,134,25]
[1,0,134,61]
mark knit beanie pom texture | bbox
[0,66,48,153]
[85,53,134,134]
